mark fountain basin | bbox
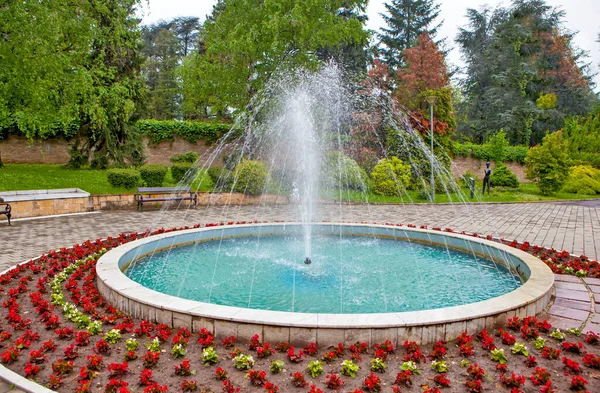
[96,223,554,345]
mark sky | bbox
[138,0,600,90]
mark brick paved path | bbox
[1,201,599,332]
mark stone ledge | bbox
[0,189,89,202]
[97,223,555,345]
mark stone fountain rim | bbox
[96,223,554,330]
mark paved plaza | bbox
[1,200,599,333]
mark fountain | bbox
[96,66,554,345]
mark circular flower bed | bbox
[0,222,598,392]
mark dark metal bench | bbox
[136,187,197,211]
[0,203,11,226]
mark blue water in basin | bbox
[125,235,522,314]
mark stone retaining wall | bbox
[452,156,528,182]
[0,135,227,166]
[5,193,289,220]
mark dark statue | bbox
[482,161,492,196]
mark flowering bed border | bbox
[0,220,596,392]
[95,222,554,348]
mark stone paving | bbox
[1,200,599,333]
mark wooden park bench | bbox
[0,202,11,226]
[136,187,197,211]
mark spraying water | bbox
[257,66,349,262]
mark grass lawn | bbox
[0,164,213,195]
[322,180,600,204]
[1,163,598,202]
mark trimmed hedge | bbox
[140,165,168,187]
[453,142,529,164]
[107,169,140,189]
[207,167,233,190]
[321,151,368,190]
[233,160,269,195]
[171,163,198,183]
[170,152,199,163]
[490,164,519,188]
[136,120,232,145]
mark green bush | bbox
[525,131,571,195]
[107,169,140,189]
[232,160,269,195]
[571,152,600,169]
[171,163,198,183]
[136,120,232,144]
[488,130,509,163]
[321,151,368,190]
[65,147,88,169]
[170,151,199,164]
[370,157,411,196]
[490,164,519,188]
[90,155,109,170]
[452,141,528,164]
[139,165,168,187]
[207,167,233,190]
[562,165,600,195]
[461,169,478,186]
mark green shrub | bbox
[136,120,232,144]
[452,142,528,164]
[207,167,232,190]
[140,165,168,187]
[571,152,600,169]
[232,160,269,195]
[170,152,199,164]
[107,169,140,189]
[488,130,509,163]
[171,163,198,183]
[525,131,571,195]
[562,165,600,195]
[490,164,519,188]
[461,169,478,187]
[370,157,411,196]
[90,155,109,170]
[321,151,368,190]
[452,142,471,157]
[65,147,88,169]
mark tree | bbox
[525,131,571,195]
[0,0,93,137]
[316,5,370,73]
[395,33,455,151]
[562,106,600,168]
[181,0,369,118]
[396,32,448,102]
[142,29,182,120]
[171,17,202,56]
[456,6,508,143]
[378,0,442,70]
[69,0,146,167]
[456,0,597,146]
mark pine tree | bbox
[457,0,597,146]
[377,0,442,70]
[70,0,146,167]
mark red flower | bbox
[215,367,228,381]
[107,361,128,377]
[325,373,344,390]
[140,368,154,386]
[24,362,40,378]
[362,372,382,392]
[291,371,308,387]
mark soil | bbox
[0,226,599,393]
